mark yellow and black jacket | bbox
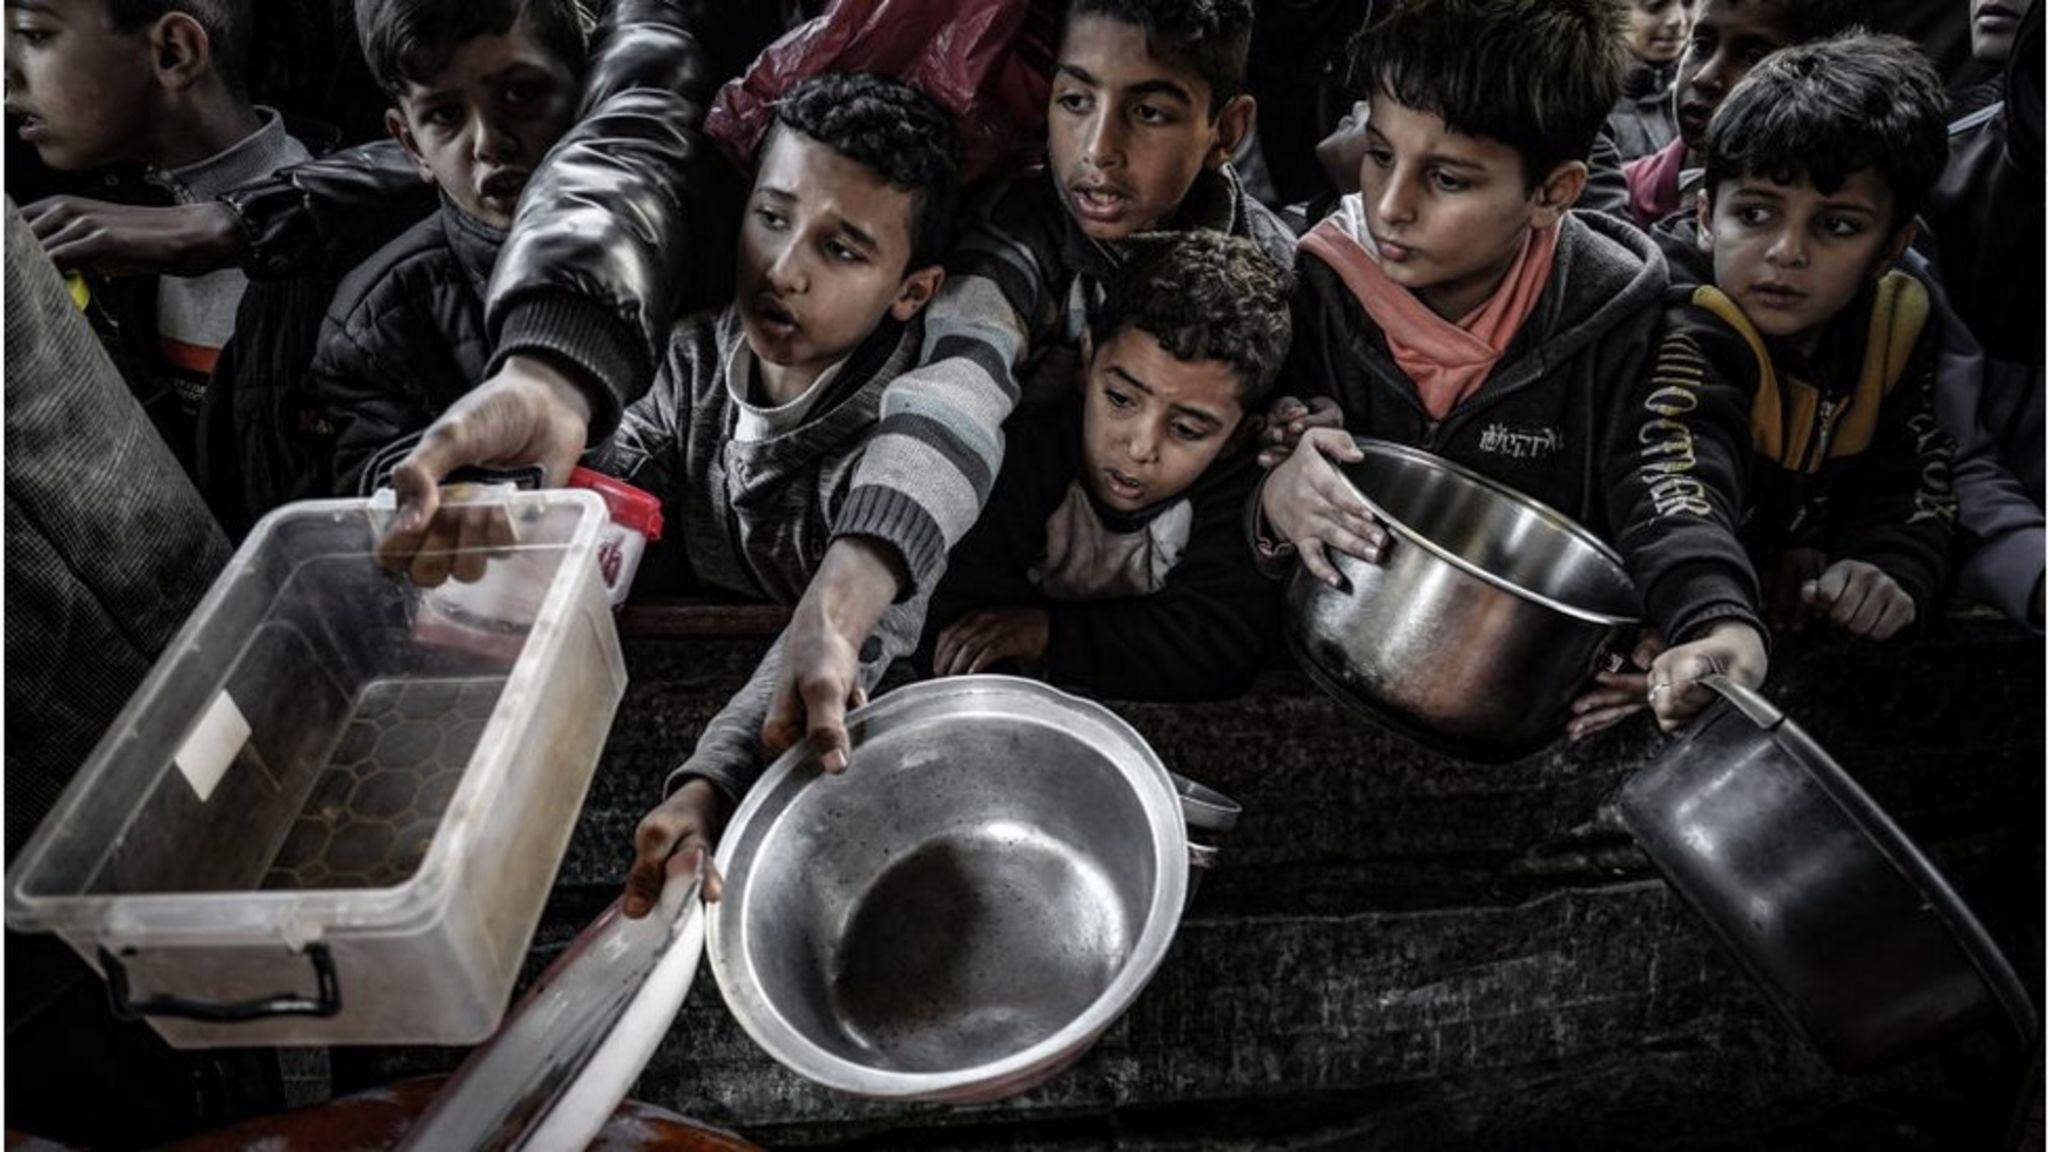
[1626,221,1958,639]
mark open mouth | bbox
[9,110,46,142]
[752,296,800,338]
[1978,2,2021,28]
[478,170,530,205]
[1748,282,1807,309]
[1070,183,1133,224]
[1102,467,1145,503]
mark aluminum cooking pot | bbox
[1617,675,2038,1072]
[1284,438,1640,761]
[708,675,1236,1103]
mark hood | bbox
[1652,213,1715,292]
[1316,196,1667,363]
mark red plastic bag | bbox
[705,0,1060,186]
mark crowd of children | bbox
[5,0,2040,923]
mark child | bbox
[1254,0,1770,739]
[1619,0,1858,230]
[602,73,959,918]
[311,0,586,492]
[1607,0,1694,160]
[919,231,1291,701]
[6,0,311,474]
[1638,33,1956,666]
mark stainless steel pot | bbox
[1617,675,2038,1072]
[1284,438,1640,761]
[708,675,1235,1103]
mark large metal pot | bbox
[1617,675,2038,1072]
[708,676,1236,1103]
[1284,438,1640,761]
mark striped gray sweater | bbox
[832,164,1297,595]
[595,305,932,801]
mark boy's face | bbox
[1626,0,1695,65]
[387,22,577,230]
[4,0,158,170]
[1971,0,2034,63]
[1357,94,1582,321]
[1048,14,1253,242]
[1700,168,1912,343]
[1675,0,1799,154]
[1080,326,1248,515]
[736,127,940,382]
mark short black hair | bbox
[1703,32,1950,230]
[354,0,589,99]
[103,0,251,95]
[766,73,962,271]
[1700,0,1862,44]
[1348,0,1627,183]
[1090,231,1294,407]
[1066,0,1254,115]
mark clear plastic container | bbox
[5,489,625,1049]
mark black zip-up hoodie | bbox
[1645,218,1958,626]
[1281,205,1667,533]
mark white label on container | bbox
[175,692,250,803]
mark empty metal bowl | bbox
[1284,437,1639,761]
[707,676,1233,1103]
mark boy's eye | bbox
[752,207,787,230]
[1104,387,1134,410]
[1735,205,1771,226]
[502,80,542,105]
[1131,102,1174,127]
[825,239,866,264]
[1171,422,1207,442]
[424,104,464,128]
[1819,214,1865,239]
[10,24,52,46]
[1429,168,1468,193]
[1364,146,1394,168]
[1056,91,1091,115]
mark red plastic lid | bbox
[568,466,664,541]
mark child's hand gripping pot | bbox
[1259,428,1392,587]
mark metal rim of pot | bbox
[1623,673,2039,1067]
[706,675,1217,1101]
[1336,437,1639,628]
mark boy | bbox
[605,73,958,918]
[1632,33,1956,677]
[311,0,585,493]
[1254,0,1767,739]
[6,0,310,475]
[1619,0,1858,229]
[920,232,1291,702]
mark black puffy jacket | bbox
[219,0,746,439]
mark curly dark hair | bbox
[1089,231,1294,407]
[354,0,589,100]
[1067,0,1255,114]
[1703,32,1950,230]
[1349,0,1627,184]
[769,73,962,270]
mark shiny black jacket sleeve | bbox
[219,0,741,439]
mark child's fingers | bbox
[623,812,686,919]
[1630,630,1667,669]
[1568,702,1643,742]
[1652,679,1718,731]
[799,670,853,774]
[1824,576,1875,632]
[449,505,493,583]
[1869,594,1916,641]
[1298,539,1345,589]
[760,678,804,762]
[1318,525,1382,565]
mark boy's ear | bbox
[1694,194,1715,251]
[1874,220,1918,277]
[386,108,435,184]
[1205,93,1257,170]
[889,265,945,323]
[1528,160,1589,228]
[149,13,212,93]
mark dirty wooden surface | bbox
[330,613,2044,1149]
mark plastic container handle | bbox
[99,943,340,1023]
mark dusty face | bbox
[388,22,577,230]
[1080,326,1247,515]
[1971,0,2034,63]
[1047,14,1247,242]
[1701,168,1908,346]
[1626,0,1696,65]
[1674,0,1799,154]
[736,127,934,401]
[1357,94,1571,321]
[4,0,158,170]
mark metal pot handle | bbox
[1697,673,1784,730]
[1171,773,1240,872]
